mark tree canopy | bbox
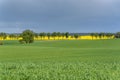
[20,30,34,44]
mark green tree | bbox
[99,33,104,39]
[61,33,65,39]
[90,33,94,40]
[0,32,7,40]
[74,33,79,39]
[57,32,61,39]
[42,32,46,39]
[101,32,105,38]
[9,34,16,40]
[65,32,69,39]
[34,33,39,38]
[106,33,113,39]
[115,32,120,38]
[94,33,98,39]
[20,30,34,44]
[39,33,43,40]
[39,32,46,40]
[52,32,57,40]
[47,33,51,40]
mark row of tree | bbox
[0,31,74,40]
[0,32,114,40]
[1,29,120,44]
[0,32,19,40]
[90,32,114,39]
[19,30,117,44]
[34,32,70,40]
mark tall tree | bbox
[57,32,61,40]
[65,32,69,39]
[106,33,113,39]
[61,33,65,40]
[101,32,105,39]
[39,32,46,40]
[9,34,16,40]
[90,33,94,40]
[74,33,79,39]
[20,30,34,44]
[42,32,46,39]
[0,32,7,40]
[47,33,51,40]
[34,33,39,40]
[52,32,57,40]
[115,32,120,38]
[94,33,98,39]
[98,33,103,39]
[39,33,43,40]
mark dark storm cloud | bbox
[0,0,120,32]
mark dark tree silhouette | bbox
[20,30,34,44]
[52,32,57,40]
[47,33,51,40]
[65,32,69,39]
[74,33,79,39]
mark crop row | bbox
[0,62,120,80]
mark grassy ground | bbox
[0,39,120,80]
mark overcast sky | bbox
[0,0,120,33]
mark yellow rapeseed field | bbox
[0,35,114,40]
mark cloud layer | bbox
[0,0,120,33]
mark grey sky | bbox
[0,0,120,33]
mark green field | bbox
[0,40,120,80]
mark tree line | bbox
[0,29,120,44]
[90,32,114,39]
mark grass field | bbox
[0,39,120,80]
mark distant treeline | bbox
[0,31,120,40]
